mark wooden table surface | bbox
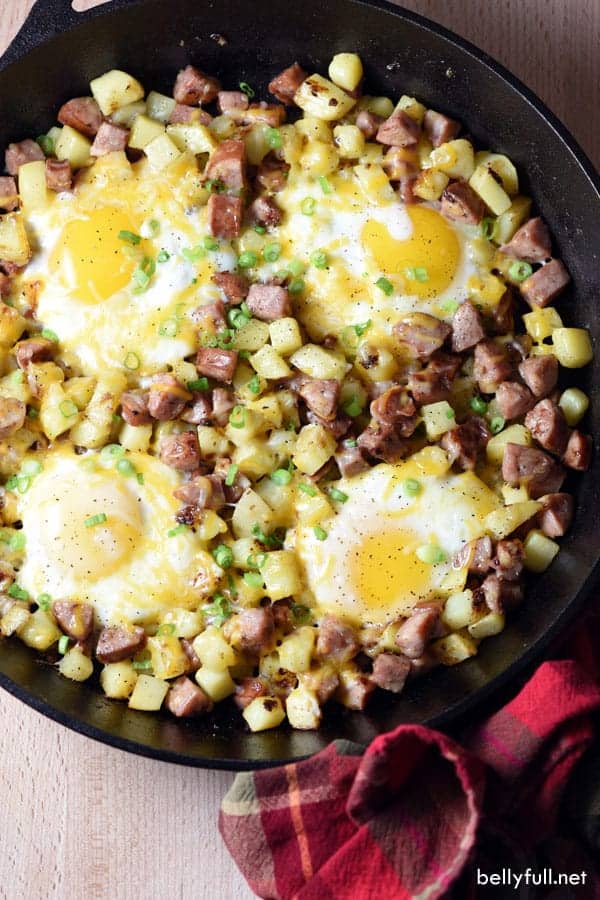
[0,3,598,899]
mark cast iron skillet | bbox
[0,0,598,770]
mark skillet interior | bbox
[0,0,598,769]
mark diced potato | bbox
[18,161,49,210]
[0,304,27,347]
[442,590,480,630]
[1,603,30,636]
[412,168,449,201]
[286,685,321,730]
[484,500,542,540]
[196,510,228,542]
[231,537,262,571]
[231,488,274,538]
[486,423,532,464]
[362,95,394,118]
[243,695,286,731]
[209,115,237,141]
[355,344,398,382]
[63,376,96,410]
[197,425,232,458]
[167,123,217,154]
[244,123,271,165]
[295,485,334,525]
[70,374,126,448]
[410,445,452,477]
[501,483,530,504]
[428,139,475,180]
[119,422,152,452]
[144,133,182,170]
[249,345,291,379]
[259,651,281,679]
[100,661,138,699]
[128,114,165,150]
[523,529,560,573]
[55,125,92,169]
[467,272,506,310]
[294,74,356,121]
[91,69,145,116]
[233,319,270,353]
[522,306,563,342]
[279,124,303,165]
[232,440,277,480]
[292,423,337,475]
[17,609,61,651]
[551,328,593,368]
[40,381,80,440]
[559,388,589,426]
[328,53,363,92]
[195,666,236,702]
[279,626,316,674]
[421,401,456,439]
[246,394,282,430]
[254,479,294,525]
[469,164,512,215]
[474,151,518,196]
[128,674,169,711]
[295,116,332,142]
[225,408,265,445]
[466,237,495,267]
[436,566,468,598]
[146,90,176,123]
[300,140,339,177]
[289,344,347,380]
[110,99,147,127]
[261,550,302,601]
[431,631,478,665]
[396,95,427,124]
[333,124,365,159]
[147,634,189,680]
[58,647,94,682]
[359,142,384,164]
[353,163,395,203]
[468,611,505,640]
[0,213,31,265]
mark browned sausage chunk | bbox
[173,65,221,105]
[206,194,243,239]
[147,375,190,421]
[408,352,461,405]
[52,601,94,641]
[355,110,384,140]
[315,615,359,663]
[5,139,45,175]
[96,626,146,663]
[0,397,26,439]
[205,140,247,191]
[371,653,411,693]
[423,109,461,147]
[247,195,282,228]
[212,271,249,303]
[357,422,408,463]
[120,389,152,426]
[395,603,441,659]
[173,475,212,509]
[255,155,289,192]
[298,379,339,420]
[211,387,235,426]
[495,381,535,420]
[453,536,493,574]
[15,337,54,369]
[499,217,551,262]
[168,104,212,125]
[393,313,451,360]
[196,347,238,383]
[441,417,490,470]
[0,176,19,211]
[518,355,558,398]
[441,180,485,225]
[307,410,352,440]
[502,443,565,498]
[181,392,212,425]
[491,539,524,581]
[474,340,514,393]
[382,147,418,180]
[491,288,515,335]
[0,273,11,300]
[90,122,129,156]
[562,430,592,471]
[451,301,485,352]
[192,298,227,333]
[370,386,416,433]
[245,283,291,321]
[160,431,201,471]
[335,443,369,478]
[217,91,249,113]
[376,110,421,147]
[537,493,574,537]
[58,97,103,137]
[481,575,523,614]
[166,676,213,717]
[268,62,307,104]
[230,607,275,655]
[525,399,569,455]
[45,159,73,192]
[233,676,269,709]
[520,259,570,309]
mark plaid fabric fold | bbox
[220,620,600,899]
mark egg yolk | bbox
[49,206,139,303]
[362,206,460,298]
[349,529,433,611]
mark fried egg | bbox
[295,449,500,627]
[16,444,206,625]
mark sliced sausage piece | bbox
[268,62,307,104]
[217,91,249,113]
[335,443,369,478]
[307,410,352,440]
[298,379,339,421]
[206,194,243,239]
[474,340,514,393]
[225,103,286,128]
[481,575,523,614]
[376,110,421,147]
[371,653,411,693]
[211,386,236,425]
[393,312,451,360]
[231,607,275,655]
[0,176,19,211]
[245,283,291,321]
[160,431,201,471]
[168,104,213,125]
[233,676,269,709]
[491,288,515,336]
[518,355,558,399]
[0,397,26,439]
[441,417,490,471]
[45,159,72,192]
[58,97,103,137]
[441,180,485,225]
[407,352,461,406]
[496,381,535,421]
[357,422,408,463]
[120,389,152,426]
[453,536,493,574]
[147,375,190,421]
[52,601,94,641]
[562,430,592,471]
[96,626,146,663]
[205,140,247,191]
[370,385,416,433]
[15,337,54,369]
[255,155,289,192]
[537,493,574,538]
[166,676,213,717]
[247,195,282,228]
[181,392,212,425]
[423,109,461,147]
[520,259,570,309]
[499,217,551,263]
[196,347,238,383]
[180,638,201,673]
[173,475,212,509]
[315,615,359,663]
[191,298,227,333]
[0,273,11,300]
[90,122,129,156]
[174,65,221,105]
[5,139,45,175]
[395,603,442,659]
[356,110,384,140]
[502,443,565,498]
[491,539,524,582]
[451,301,485,352]
[212,271,249,303]
[524,399,569,455]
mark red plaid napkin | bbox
[220,610,600,899]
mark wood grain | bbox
[0,3,598,900]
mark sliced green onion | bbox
[247,374,261,395]
[5,475,17,490]
[440,299,459,315]
[251,523,284,547]
[288,277,305,294]
[116,459,136,477]
[228,307,250,329]
[36,134,54,156]
[147,219,160,236]
[9,531,26,552]
[123,351,140,370]
[254,225,267,235]
[313,525,328,541]
[167,524,189,538]
[58,635,70,655]
[239,81,255,98]
[156,623,176,636]
[85,513,107,528]
[243,571,263,588]
[204,178,225,194]
[480,217,495,239]
[21,459,42,476]
[508,260,533,282]
[27,407,39,419]
[10,370,23,384]
[344,438,358,448]
[238,251,258,269]
[301,197,317,216]
[342,395,363,417]
[470,396,488,415]
[212,544,234,568]
[158,318,178,337]
[318,176,332,194]
[133,659,153,672]
[375,276,393,296]
[266,127,282,149]
[287,259,305,276]
[59,399,78,418]
[41,328,59,343]
[37,593,51,610]
[263,242,281,263]
[205,593,232,624]
[271,468,292,486]
[401,477,421,498]
[225,464,238,486]
[182,245,206,263]
[203,235,219,251]
[16,476,31,494]
[133,256,156,292]
[137,472,145,485]
[8,583,29,600]
[100,443,125,462]
[490,416,505,434]
[405,266,429,282]
[446,407,455,419]
[340,326,359,354]
[291,604,312,624]
[328,487,348,503]
[118,229,141,245]
[298,482,317,496]
[246,552,267,570]
[416,544,447,565]
[354,320,372,337]
[187,378,210,395]
[229,405,246,428]
[157,249,170,263]
[310,250,328,269]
